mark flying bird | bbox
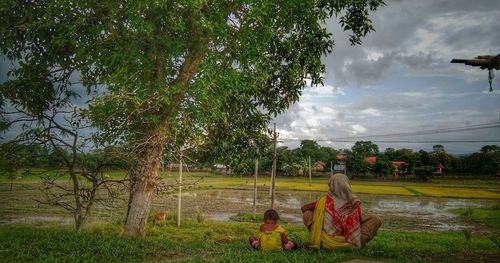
[451,54,500,92]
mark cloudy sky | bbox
[273,0,500,154]
[1,0,499,155]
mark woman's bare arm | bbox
[301,200,317,213]
[280,232,289,246]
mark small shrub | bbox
[462,229,472,254]
[196,211,205,223]
[232,224,250,236]
[461,207,474,217]
[413,166,433,182]
[202,230,213,240]
[282,163,303,177]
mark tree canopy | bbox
[352,140,379,157]
[1,0,385,236]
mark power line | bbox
[332,121,500,140]
[320,140,498,143]
[280,139,499,143]
[277,121,500,143]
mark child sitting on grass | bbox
[249,209,296,251]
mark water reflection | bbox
[154,189,494,231]
[0,215,73,225]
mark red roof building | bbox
[336,155,347,161]
[314,161,326,172]
[364,156,377,165]
[433,164,445,175]
[392,161,409,177]
[392,161,408,168]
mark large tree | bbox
[352,140,379,157]
[1,0,384,236]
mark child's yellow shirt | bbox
[258,225,286,251]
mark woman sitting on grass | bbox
[249,209,296,251]
[301,173,381,249]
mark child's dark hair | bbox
[264,209,279,221]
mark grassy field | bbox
[2,170,500,200]
[1,171,500,262]
[1,216,499,263]
[191,174,500,199]
[451,205,500,232]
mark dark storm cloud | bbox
[272,103,303,128]
[441,17,500,51]
[323,0,500,86]
[338,52,439,85]
[351,94,423,112]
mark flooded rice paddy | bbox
[151,189,496,232]
[0,186,496,232]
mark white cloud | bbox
[360,108,382,117]
[320,106,337,115]
[367,50,384,61]
[303,84,344,97]
[350,124,367,135]
[400,92,425,97]
[481,89,500,95]
[306,118,320,128]
[412,28,440,54]
[276,128,298,140]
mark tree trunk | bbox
[123,131,165,237]
[123,41,206,237]
[69,169,84,232]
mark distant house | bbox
[213,164,228,175]
[167,163,181,171]
[314,161,326,172]
[364,156,377,165]
[433,164,445,175]
[167,163,195,172]
[392,161,409,177]
[336,155,347,161]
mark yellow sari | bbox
[308,196,354,249]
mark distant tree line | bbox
[1,141,499,178]
[182,140,499,178]
[0,143,127,173]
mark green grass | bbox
[408,186,500,199]
[450,205,500,232]
[228,212,292,224]
[2,172,500,262]
[0,220,498,263]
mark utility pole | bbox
[177,157,182,227]
[253,159,258,220]
[308,156,312,186]
[270,123,277,210]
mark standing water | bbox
[151,189,495,232]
